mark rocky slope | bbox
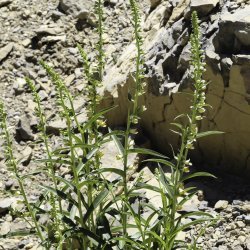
[0,0,249,249]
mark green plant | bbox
[122,11,220,249]
[0,2,221,249]
[0,100,45,245]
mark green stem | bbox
[0,105,46,246]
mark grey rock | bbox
[38,90,48,101]
[235,221,245,228]
[36,25,63,35]
[150,0,161,8]
[232,200,243,206]
[10,221,29,233]
[218,246,228,250]
[214,6,250,53]
[16,115,34,141]
[46,119,67,135]
[190,0,219,16]
[244,215,250,225]
[13,77,26,95]
[100,140,138,182]
[0,198,15,214]
[41,35,66,43]
[0,43,14,63]
[107,0,118,5]
[58,0,94,21]
[241,204,250,213]
[19,146,33,166]
[199,200,208,211]
[232,54,250,65]
[0,0,12,8]
[0,221,11,236]
[214,200,229,210]
[4,180,13,190]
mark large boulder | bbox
[100,1,250,177]
[214,6,250,53]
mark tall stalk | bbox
[169,11,208,238]
[0,100,46,246]
[40,62,85,229]
[77,0,106,232]
[122,0,146,242]
[26,78,63,247]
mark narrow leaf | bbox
[128,148,168,158]
[181,172,216,182]
[196,131,224,139]
[83,189,109,223]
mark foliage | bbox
[0,2,220,250]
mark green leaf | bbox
[108,128,124,156]
[76,161,85,174]
[143,158,176,169]
[112,237,146,249]
[86,147,99,160]
[128,148,167,158]
[83,189,109,223]
[98,168,125,179]
[169,129,182,136]
[177,191,197,207]
[174,113,186,120]
[0,229,36,238]
[78,179,99,189]
[145,230,166,247]
[196,131,224,139]
[65,227,103,246]
[69,205,78,222]
[170,122,183,131]
[21,170,44,179]
[96,214,112,240]
[135,182,161,193]
[40,185,78,207]
[177,211,214,220]
[181,172,216,182]
[158,166,174,199]
[55,175,74,190]
[62,215,77,227]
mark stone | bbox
[244,215,250,225]
[236,221,245,228]
[18,146,33,166]
[36,25,63,35]
[100,140,138,182]
[13,77,26,95]
[176,231,186,241]
[190,0,219,16]
[0,198,15,214]
[58,0,94,22]
[41,35,66,43]
[46,119,67,135]
[38,90,48,101]
[150,0,161,8]
[214,6,250,53]
[241,204,250,213]
[16,115,34,141]
[238,235,246,243]
[4,180,13,190]
[215,200,229,210]
[0,43,13,63]
[0,0,12,8]
[0,221,11,235]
